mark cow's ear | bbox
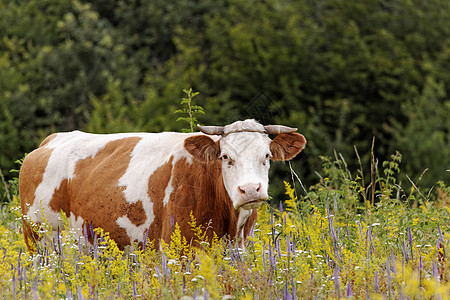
[270,133,306,161]
[184,135,220,161]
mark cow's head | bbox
[184,119,306,210]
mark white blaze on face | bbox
[220,132,271,209]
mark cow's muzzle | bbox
[237,183,267,209]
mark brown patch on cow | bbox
[184,135,220,162]
[127,201,147,227]
[270,133,307,161]
[19,147,54,215]
[48,137,143,249]
[19,145,55,251]
[154,156,244,249]
[49,179,70,217]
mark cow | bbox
[19,119,306,251]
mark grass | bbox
[0,151,449,299]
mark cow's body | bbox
[19,120,306,251]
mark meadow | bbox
[0,150,448,299]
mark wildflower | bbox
[346,283,353,298]
[333,266,341,298]
[374,270,379,293]
[408,227,413,247]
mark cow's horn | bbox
[264,125,297,134]
[197,124,225,135]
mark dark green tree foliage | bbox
[1,0,449,201]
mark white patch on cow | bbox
[69,213,85,240]
[219,130,271,209]
[163,176,174,206]
[236,208,252,248]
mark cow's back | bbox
[19,130,192,249]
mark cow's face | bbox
[184,120,307,210]
[219,132,272,209]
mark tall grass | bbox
[0,151,448,299]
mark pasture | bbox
[0,152,448,299]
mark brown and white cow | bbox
[19,119,306,251]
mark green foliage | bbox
[1,0,450,201]
[174,88,204,133]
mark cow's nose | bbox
[238,183,262,200]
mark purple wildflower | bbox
[203,289,209,300]
[276,238,282,259]
[291,278,296,299]
[346,283,353,298]
[262,242,267,271]
[154,266,161,278]
[391,253,397,275]
[357,221,363,240]
[284,281,291,300]
[374,270,379,293]
[132,280,137,299]
[57,226,61,252]
[432,261,438,280]
[403,241,408,262]
[250,222,255,239]
[333,266,341,298]
[408,227,413,247]
[2,248,6,261]
[143,229,150,252]
[83,223,88,246]
[437,223,443,241]
[186,259,191,273]
[419,256,423,273]
[386,257,391,294]
[90,221,94,238]
[268,240,276,271]
[286,234,291,259]
[117,281,121,297]
[183,276,186,294]
[279,201,283,213]
[161,252,170,277]
[170,214,174,231]
[78,237,83,254]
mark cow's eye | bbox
[222,154,228,160]
[265,153,270,159]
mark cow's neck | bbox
[191,159,245,239]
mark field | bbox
[0,152,449,299]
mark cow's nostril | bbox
[238,186,246,194]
